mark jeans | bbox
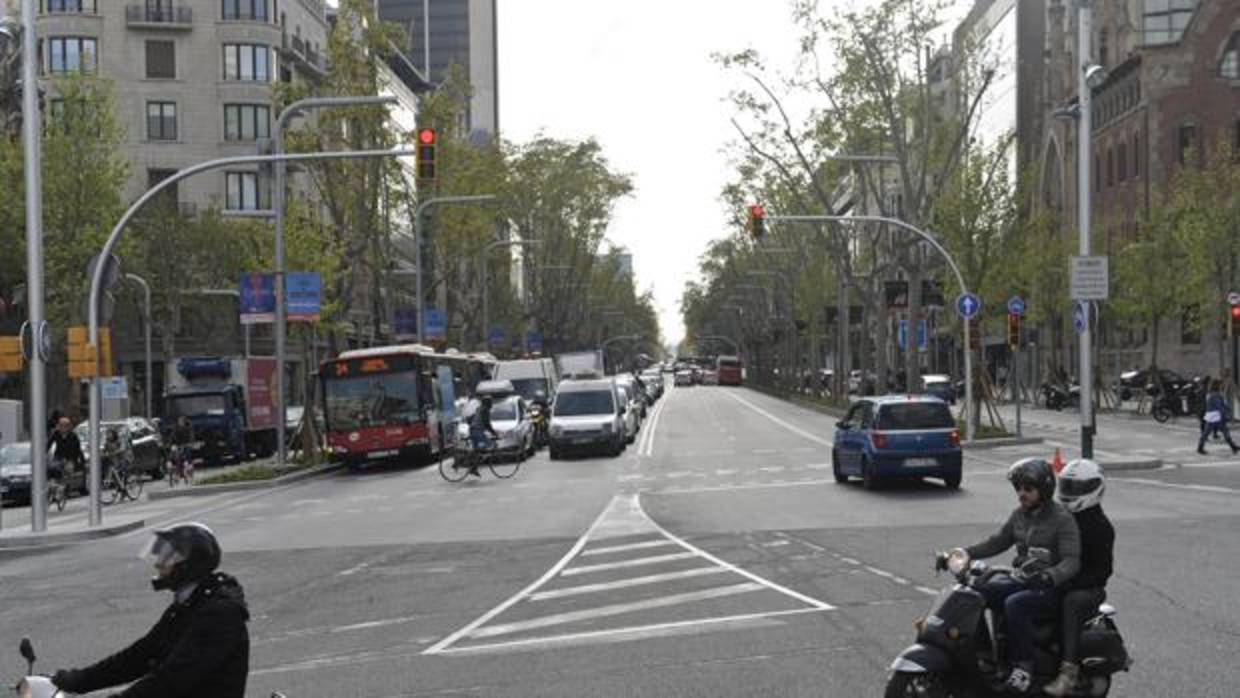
[1198,421,1239,451]
[1061,588,1105,664]
[981,575,1061,668]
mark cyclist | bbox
[48,416,84,492]
[466,395,499,477]
[169,416,196,481]
[102,428,133,483]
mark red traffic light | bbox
[417,128,436,145]
[748,204,765,218]
[1231,304,1240,319]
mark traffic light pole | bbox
[412,195,498,343]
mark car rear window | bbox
[876,402,955,430]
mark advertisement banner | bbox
[287,272,322,322]
[239,273,275,324]
[246,357,277,430]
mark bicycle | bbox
[166,443,197,488]
[46,477,67,512]
[103,458,143,504]
[439,437,521,482]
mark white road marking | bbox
[1114,477,1240,494]
[722,391,833,447]
[337,562,369,577]
[528,567,727,601]
[916,586,940,596]
[468,583,765,640]
[561,552,698,576]
[805,463,832,470]
[759,466,787,473]
[639,396,668,457]
[715,468,740,476]
[330,616,420,633]
[651,478,837,495]
[581,539,677,556]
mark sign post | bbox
[1008,296,1026,437]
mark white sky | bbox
[497,1,807,346]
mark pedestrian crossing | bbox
[422,494,834,655]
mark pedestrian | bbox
[1197,379,1239,455]
[46,408,64,448]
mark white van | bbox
[494,358,559,404]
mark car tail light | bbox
[949,429,961,446]
[871,432,889,449]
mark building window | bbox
[223,44,272,81]
[222,0,269,21]
[1118,142,1127,182]
[1143,0,1198,46]
[45,0,96,13]
[1133,132,1141,177]
[1099,29,1109,68]
[1094,154,1101,193]
[223,104,271,141]
[1180,304,1202,345]
[1178,123,1199,165]
[1222,33,1240,79]
[48,37,97,74]
[225,171,269,211]
[145,40,176,79]
[146,102,177,141]
[1107,148,1114,187]
[148,168,179,206]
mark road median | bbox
[0,517,145,553]
[147,461,344,500]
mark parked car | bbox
[701,369,720,386]
[832,395,962,490]
[485,395,535,459]
[920,374,957,405]
[75,418,165,479]
[548,378,626,459]
[614,382,642,444]
[0,441,35,504]
[674,370,694,387]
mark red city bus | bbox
[716,355,744,386]
[320,344,451,469]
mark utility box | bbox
[0,400,24,446]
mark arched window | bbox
[1222,33,1240,79]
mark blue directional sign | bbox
[1007,296,1026,316]
[488,325,505,347]
[394,309,417,337]
[955,292,982,319]
[527,331,544,353]
[238,272,275,324]
[425,308,447,340]
[286,272,322,322]
[1072,301,1088,335]
[898,319,928,350]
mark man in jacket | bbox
[52,523,250,698]
[1044,458,1115,696]
[954,458,1081,694]
[1198,379,1239,455]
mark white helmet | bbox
[1057,458,1105,513]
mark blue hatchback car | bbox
[832,395,962,489]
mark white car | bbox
[549,379,627,459]
[615,383,641,444]
[456,395,534,459]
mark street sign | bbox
[67,326,114,378]
[1072,301,1088,335]
[394,309,417,337]
[286,272,322,322]
[488,326,505,347]
[1070,256,1109,300]
[425,308,447,340]
[37,321,51,363]
[1228,291,1240,306]
[955,292,982,319]
[527,331,544,353]
[0,335,21,373]
[239,272,275,324]
[898,319,928,350]
[1007,296,1026,316]
[101,376,128,400]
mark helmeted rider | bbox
[1044,459,1115,696]
[467,394,499,476]
[52,523,250,698]
[940,458,1081,694]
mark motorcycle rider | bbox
[51,523,250,698]
[1044,459,1115,697]
[948,458,1081,694]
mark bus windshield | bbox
[324,371,420,430]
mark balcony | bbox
[125,5,192,30]
[279,31,328,77]
[42,1,98,15]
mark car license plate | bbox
[905,457,937,467]
[368,449,398,458]
[572,435,595,444]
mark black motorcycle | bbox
[1041,382,1079,411]
[1150,378,1205,424]
[885,549,1130,698]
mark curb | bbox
[1100,459,1163,472]
[0,518,145,550]
[146,462,344,501]
[964,437,1046,450]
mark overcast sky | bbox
[497,1,806,347]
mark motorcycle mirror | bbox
[19,636,35,671]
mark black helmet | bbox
[1007,457,1056,503]
[139,523,221,591]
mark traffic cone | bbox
[1051,447,1065,474]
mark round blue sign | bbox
[1007,296,1026,316]
[955,292,982,319]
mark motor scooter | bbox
[885,549,1130,697]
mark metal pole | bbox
[1015,343,1023,437]
[423,0,431,78]
[273,96,396,469]
[89,148,413,526]
[21,0,50,531]
[125,275,153,418]
[768,214,976,442]
[1078,1,1095,459]
[412,195,499,345]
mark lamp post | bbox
[413,195,498,342]
[480,239,539,349]
[1075,0,1105,459]
[124,274,153,418]
[273,95,398,469]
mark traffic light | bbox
[1230,302,1240,338]
[1007,313,1021,349]
[416,127,437,184]
[747,204,766,239]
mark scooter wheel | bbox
[884,671,949,698]
[1152,405,1171,423]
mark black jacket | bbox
[1064,505,1114,591]
[49,430,84,465]
[55,573,250,698]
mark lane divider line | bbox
[722,390,833,447]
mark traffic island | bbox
[146,460,343,500]
[1099,458,1163,471]
[0,516,145,556]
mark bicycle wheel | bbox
[103,475,120,505]
[439,452,471,482]
[126,473,144,501]
[49,485,66,512]
[489,455,520,479]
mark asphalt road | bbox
[1,382,1237,696]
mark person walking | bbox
[1198,379,1239,455]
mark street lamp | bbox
[481,239,539,349]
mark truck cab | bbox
[163,357,278,464]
